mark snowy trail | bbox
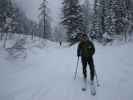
[0,42,133,100]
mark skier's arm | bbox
[90,42,95,55]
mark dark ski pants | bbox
[81,56,95,81]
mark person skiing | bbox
[77,33,95,84]
[59,41,62,46]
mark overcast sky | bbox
[15,0,93,24]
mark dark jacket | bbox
[77,40,95,57]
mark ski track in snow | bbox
[0,41,133,100]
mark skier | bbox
[77,33,95,84]
[59,41,62,46]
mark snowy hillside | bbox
[0,40,133,100]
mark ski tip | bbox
[90,88,96,96]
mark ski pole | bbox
[94,68,100,87]
[74,57,79,80]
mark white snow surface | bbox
[0,39,133,100]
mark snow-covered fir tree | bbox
[0,0,17,33]
[91,0,103,40]
[0,0,37,35]
[81,0,93,35]
[62,0,84,42]
[92,0,133,42]
[103,0,116,36]
[39,0,52,39]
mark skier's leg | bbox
[81,57,88,91]
[81,57,87,79]
[88,57,96,95]
[88,57,95,82]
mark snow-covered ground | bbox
[0,39,133,100]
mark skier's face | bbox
[81,35,88,42]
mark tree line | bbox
[0,0,133,45]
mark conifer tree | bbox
[62,0,84,42]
